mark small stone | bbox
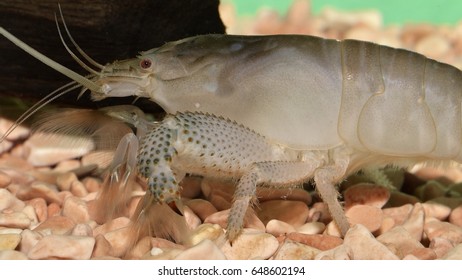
[47,202,61,217]
[28,235,95,260]
[103,226,133,258]
[56,172,78,192]
[16,181,62,205]
[19,229,45,254]
[266,219,296,236]
[33,216,76,235]
[22,205,39,225]
[184,205,201,230]
[345,205,383,233]
[0,171,12,188]
[344,183,390,209]
[449,205,462,227]
[0,250,28,260]
[296,222,326,235]
[430,237,455,259]
[422,202,451,221]
[62,196,90,224]
[220,230,279,260]
[0,228,22,234]
[0,233,21,250]
[0,211,31,229]
[70,180,89,198]
[377,216,396,235]
[286,232,343,251]
[180,176,203,199]
[401,203,425,241]
[93,217,131,236]
[0,188,25,211]
[26,198,48,223]
[427,197,462,209]
[382,204,413,226]
[414,180,448,201]
[257,200,309,227]
[424,220,462,244]
[174,239,226,260]
[272,239,321,260]
[91,234,114,258]
[257,187,311,205]
[185,199,218,221]
[53,160,81,173]
[71,223,93,236]
[82,177,101,193]
[441,243,462,259]
[324,220,342,237]
[308,202,331,224]
[126,236,151,259]
[377,226,425,258]
[415,34,450,60]
[189,223,224,246]
[204,209,265,232]
[407,248,437,260]
[151,237,185,250]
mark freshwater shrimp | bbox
[2,13,462,244]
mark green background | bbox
[227,0,462,25]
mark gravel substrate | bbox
[1,0,462,260]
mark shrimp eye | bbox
[140,58,152,69]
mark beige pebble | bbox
[185,199,218,221]
[19,229,46,254]
[0,188,25,211]
[22,205,38,225]
[449,205,462,227]
[441,243,462,260]
[56,172,78,191]
[91,234,114,258]
[149,248,184,260]
[376,216,396,235]
[33,216,76,235]
[70,181,89,198]
[266,219,296,237]
[324,220,342,237]
[220,230,279,260]
[272,239,321,260]
[16,181,62,205]
[346,205,383,233]
[82,177,101,193]
[47,202,61,217]
[401,203,425,241]
[257,187,311,205]
[344,25,378,42]
[180,176,203,198]
[204,209,265,232]
[414,180,448,201]
[71,223,93,236]
[0,211,31,229]
[407,248,437,260]
[189,223,224,246]
[151,237,185,250]
[424,220,462,244]
[422,202,451,221]
[429,237,455,259]
[93,217,131,236]
[377,226,425,258]
[0,170,12,188]
[382,204,413,225]
[427,197,462,209]
[62,196,90,224]
[26,198,48,223]
[103,226,134,258]
[308,202,331,224]
[296,222,326,235]
[28,235,95,260]
[0,249,28,260]
[175,239,226,260]
[53,160,81,173]
[0,233,21,250]
[126,236,151,259]
[318,224,399,260]
[257,200,309,227]
[0,228,22,234]
[287,232,343,251]
[344,183,390,209]
[415,34,450,60]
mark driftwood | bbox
[0,0,225,116]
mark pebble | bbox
[16,181,62,205]
[103,226,134,258]
[0,170,12,188]
[71,223,93,236]
[126,236,151,259]
[184,205,201,230]
[401,203,425,241]
[424,220,462,244]
[266,219,296,236]
[0,188,25,211]
[22,205,39,225]
[185,199,218,221]
[82,177,101,193]
[382,204,413,225]
[441,243,462,260]
[220,230,279,260]
[377,226,425,258]
[317,224,399,260]
[257,200,309,227]
[429,237,455,259]
[204,209,265,232]
[53,160,81,173]
[62,196,90,224]
[345,205,383,233]
[415,34,451,60]
[343,183,390,209]
[174,239,226,260]
[0,249,28,260]
[406,248,437,260]
[272,239,321,260]
[33,216,76,235]
[256,187,311,204]
[189,223,224,246]
[422,202,451,221]
[27,235,95,260]
[0,233,21,250]
[47,202,61,217]
[0,211,31,229]
[308,202,331,224]
[93,217,131,236]
[427,197,462,209]
[449,206,462,226]
[26,198,48,223]
[91,234,114,258]
[201,178,234,210]
[180,176,203,199]
[296,222,326,235]
[56,172,78,191]
[19,229,46,254]
[286,232,343,251]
